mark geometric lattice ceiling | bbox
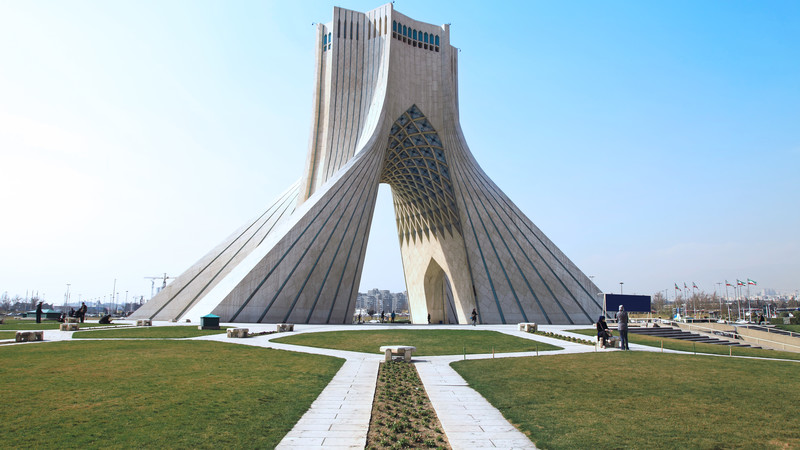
[381,105,462,243]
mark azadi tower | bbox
[132,4,602,325]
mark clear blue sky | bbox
[1,1,798,305]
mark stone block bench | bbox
[518,322,537,333]
[60,323,79,331]
[65,317,79,324]
[277,323,294,332]
[596,336,621,350]
[16,331,44,342]
[227,328,249,338]
[136,319,152,326]
[380,345,416,362]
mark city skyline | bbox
[1,1,798,304]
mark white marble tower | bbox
[131,4,602,325]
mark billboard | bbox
[605,294,651,313]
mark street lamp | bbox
[619,282,624,294]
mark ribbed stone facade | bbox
[132,4,602,325]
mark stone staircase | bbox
[629,326,760,348]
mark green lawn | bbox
[273,329,561,355]
[0,319,117,330]
[775,324,800,333]
[453,352,800,449]
[0,340,343,448]
[73,325,230,339]
[569,328,800,361]
[0,331,16,339]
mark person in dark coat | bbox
[596,315,610,348]
[77,302,88,323]
[98,314,112,324]
[35,302,43,323]
[471,308,478,326]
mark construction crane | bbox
[144,273,174,299]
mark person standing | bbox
[391,311,396,323]
[617,305,629,350]
[35,302,43,323]
[77,302,87,323]
[471,308,478,326]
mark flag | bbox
[693,282,698,289]
[748,278,757,285]
[737,279,744,286]
[674,283,680,290]
[684,282,688,289]
[725,280,732,287]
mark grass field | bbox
[0,340,342,448]
[453,352,800,449]
[0,319,116,330]
[569,328,800,360]
[776,324,800,333]
[273,329,561,355]
[0,331,17,339]
[72,325,230,339]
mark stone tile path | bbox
[276,357,380,449]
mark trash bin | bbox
[199,314,220,330]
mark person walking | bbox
[471,308,478,326]
[35,302,43,323]
[617,305,629,350]
[391,311,396,323]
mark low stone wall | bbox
[736,328,800,353]
[227,328,249,338]
[16,331,44,342]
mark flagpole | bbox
[736,283,742,321]
[725,282,730,321]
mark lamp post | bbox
[619,282,624,295]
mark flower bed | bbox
[535,331,594,346]
[367,361,450,449]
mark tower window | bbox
[413,30,417,40]
[424,32,428,44]
[393,20,397,32]
[403,25,407,37]
[435,35,439,46]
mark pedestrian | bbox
[380,311,385,323]
[35,302,43,323]
[77,302,88,323]
[427,313,431,324]
[357,313,362,324]
[391,311,396,323]
[617,305,629,350]
[596,315,610,348]
[471,308,478,326]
